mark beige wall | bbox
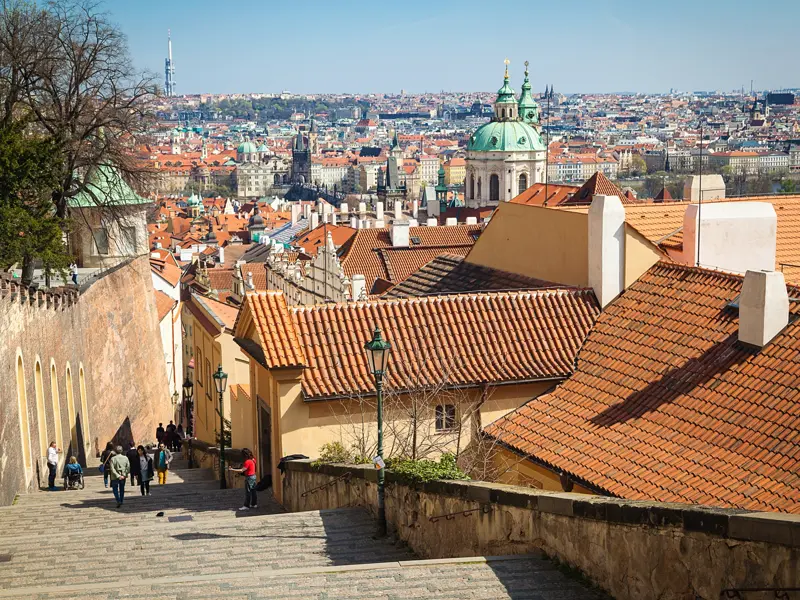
[492,446,593,494]
[466,203,664,288]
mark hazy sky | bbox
[102,0,798,95]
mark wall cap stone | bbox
[284,459,799,547]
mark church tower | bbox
[518,61,540,126]
[291,129,311,184]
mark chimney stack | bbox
[303,204,311,220]
[465,216,477,225]
[310,211,319,230]
[291,203,301,226]
[412,200,419,218]
[394,201,403,220]
[350,215,358,229]
[445,217,457,226]
[588,194,625,309]
[738,270,789,347]
[376,201,384,220]
[340,203,349,216]
[391,220,410,248]
[426,218,438,227]
[358,202,367,217]
[330,212,337,226]
[351,274,366,301]
[218,246,225,265]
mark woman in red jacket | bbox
[229,448,257,510]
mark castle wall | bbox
[0,257,172,506]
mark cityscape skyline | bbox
[103,0,799,96]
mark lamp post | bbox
[182,376,194,468]
[212,364,228,489]
[364,326,392,537]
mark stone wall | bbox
[283,460,800,600]
[0,257,172,506]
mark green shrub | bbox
[387,453,469,484]
[313,441,352,466]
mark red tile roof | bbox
[338,225,482,290]
[153,290,177,321]
[294,224,357,256]
[206,268,235,291]
[241,263,268,291]
[286,289,599,400]
[560,171,634,206]
[486,262,800,513]
[242,291,306,369]
[510,183,580,207]
[654,186,673,201]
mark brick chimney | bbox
[738,270,789,347]
[588,194,625,309]
[391,220,409,248]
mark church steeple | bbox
[494,59,517,121]
[518,60,539,126]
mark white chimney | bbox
[218,246,225,265]
[358,202,367,217]
[683,202,777,275]
[375,219,385,228]
[303,204,311,219]
[465,216,477,225]
[391,220,410,248]
[291,204,301,226]
[738,270,789,347]
[310,211,319,230]
[445,217,457,226]
[341,203,349,216]
[408,218,419,227]
[683,174,725,202]
[412,200,419,218]
[376,201,384,220]
[330,212,338,226]
[351,274,366,300]
[350,215,358,229]
[321,212,329,224]
[150,251,160,259]
[426,218,438,227]
[394,201,403,220]
[588,194,626,309]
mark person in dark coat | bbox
[125,442,140,486]
[136,445,154,496]
[155,423,165,445]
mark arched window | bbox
[34,359,47,455]
[489,174,500,202]
[518,173,528,194]
[65,364,76,450]
[16,353,32,471]
[469,174,475,200]
[50,362,63,450]
[477,177,482,200]
[79,364,90,454]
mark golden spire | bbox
[524,60,529,77]
[504,58,510,79]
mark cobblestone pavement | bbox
[0,460,607,599]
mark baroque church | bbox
[465,61,546,208]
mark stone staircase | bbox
[0,463,607,599]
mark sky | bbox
[103,0,799,95]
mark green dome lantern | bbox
[495,59,516,105]
[518,60,540,125]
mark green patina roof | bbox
[518,64,540,125]
[496,71,516,105]
[237,141,258,154]
[68,164,149,208]
[467,120,545,152]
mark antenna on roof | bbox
[544,85,551,206]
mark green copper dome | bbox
[467,120,545,152]
[495,64,516,105]
[237,140,257,154]
[517,62,540,125]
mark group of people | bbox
[155,421,184,452]
[100,442,173,507]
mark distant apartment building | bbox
[359,161,381,192]
[643,149,694,173]
[710,151,789,175]
[419,155,440,186]
[310,157,351,190]
[236,159,291,197]
[444,157,466,186]
[547,155,618,182]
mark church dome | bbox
[256,143,269,153]
[467,120,545,152]
[237,141,258,154]
[187,193,202,206]
[248,213,264,228]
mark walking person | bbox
[155,423,165,446]
[137,446,154,496]
[109,445,130,508]
[229,448,257,511]
[166,421,177,451]
[100,442,114,488]
[46,442,61,491]
[125,442,139,487]
[69,263,78,286]
[156,443,172,485]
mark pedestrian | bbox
[100,442,114,488]
[46,441,61,491]
[109,445,130,508]
[229,448,258,511]
[137,445,154,496]
[166,421,177,451]
[156,443,172,485]
[155,423,165,446]
[176,424,185,445]
[69,263,78,286]
[125,442,139,487]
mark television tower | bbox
[164,30,175,97]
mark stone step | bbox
[0,555,608,599]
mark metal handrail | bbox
[429,504,492,523]
[300,472,352,498]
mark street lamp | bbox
[212,364,228,489]
[364,326,392,537]
[182,376,194,468]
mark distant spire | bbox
[164,29,175,97]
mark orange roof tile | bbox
[294,224,357,256]
[242,291,306,369]
[486,262,800,513]
[241,263,268,291]
[561,171,633,206]
[510,183,580,207]
[153,290,177,321]
[289,289,599,400]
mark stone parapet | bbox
[283,459,800,600]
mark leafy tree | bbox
[630,154,647,176]
[0,119,69,282]
[779,179,797,194]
